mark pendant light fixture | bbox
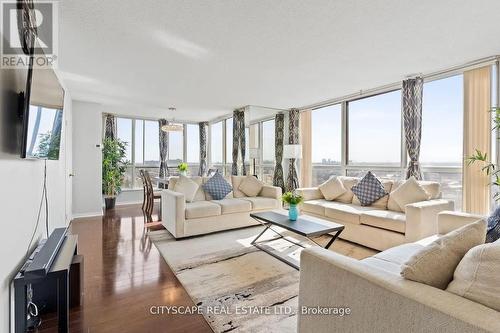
[161,107,183,132]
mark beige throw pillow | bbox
[335,177,358,203]
[173,175,200,203]
[390,177,429,212]
[318,177,346,201]
[238,175,263,197]
[400,219,487,289]
[447,240,500,311]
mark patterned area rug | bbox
[149,225,376,333]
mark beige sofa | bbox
[298,211,500,333]
[296,177,454,251]
[161,176,282,238]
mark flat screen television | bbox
[20,56,65,160]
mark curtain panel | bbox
[402,77,424,180]
[273,113,285,191]
[158,119,169,182]
[199,122,208,176]
[104,114,116,140]
[231,109,247,175]
[299,110,312,188]
[286,108,300,191]
[463,66,491,214]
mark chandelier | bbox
[161,107,183,132]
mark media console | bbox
[13,228,83,332]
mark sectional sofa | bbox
[161,176,282,238]
[298,211,499,333]
[296,176,454,251]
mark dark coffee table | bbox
[250,210,344,270]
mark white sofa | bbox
[298,211,500,333]
[161,176,282,238]
[296,177,454,251]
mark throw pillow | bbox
[173,175,199,203]
[486,206,500,243]
[390,177,429,212]
[318,177,346,201]
[238,175,263,197]
[400,219,487,289]
[447,241,500,311]
[202,172,233,200]
[350,171,387,206]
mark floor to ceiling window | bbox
[311,104,342,185]
[167,125,184,166]
[347,90,402,180]
[210,120,224,172]
[186,124,200,176]
[257,119,275,184]
[420,74,464,209]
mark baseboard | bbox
[72,210,103,219]
[116,200,143,206]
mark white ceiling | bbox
[59,0,500,122]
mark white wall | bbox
[0,67,72,333]
[72,101,103,217]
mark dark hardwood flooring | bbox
[38,204,212,333]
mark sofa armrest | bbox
[161,189,186,238]
[298,247,499,333]
[405,199,454,241]
[438,210,485,234]
[259,185,282,199]
[296,187,323,201]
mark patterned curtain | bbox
[199,122,208,176]
[402,77,424,180]
[273,113,285,192]
[104,114,116,140]
[286,108,300,192]
[158,119,169,185]
[231,109,247,175]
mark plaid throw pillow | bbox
[202,172,232,200]
[351,171,388,206]
[487,206,500,243]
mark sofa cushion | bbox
[387,180,440,212]
[318,177,346,201]
[202,172,233,200]
[302,199,328,216]
[361,257,401,274]
[170,176,206,201]
[447,240,500,311]
[211,198,252,214]
[351,171,388,206]
[173,175,200,203]
[238,175,264,197]
[335,177,359,203]
[401,219,487,289]
[353,179,393,209]
[231,176,247,198]
[323,202,376,225]
[361,210,406,234]
[185,201,222,219]
[389,177,430,212]
[362,243,424,274]
[240,197,279,210]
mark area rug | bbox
[149,225,376,333]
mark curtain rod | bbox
[299,55,500,111]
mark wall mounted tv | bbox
[20,58,65,160]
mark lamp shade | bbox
[283,144,302,159]
[249,148,260,159]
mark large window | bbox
[348,90,402,166]
[420,74,464,209]
[115,118,196,189]
[311,104,342,185]
[168,127,184,165]
[225,118,233,175]
[210,121,224,172]
[259,120,275,184]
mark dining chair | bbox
[143,170,162,222]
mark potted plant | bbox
[281,191,304,221]
[178,162,189,176]
[102,138,129,210]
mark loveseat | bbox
[298,211,500,333]
[161,176,282,238]
[296,176,454,251]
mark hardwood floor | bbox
[39,204,212,333]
